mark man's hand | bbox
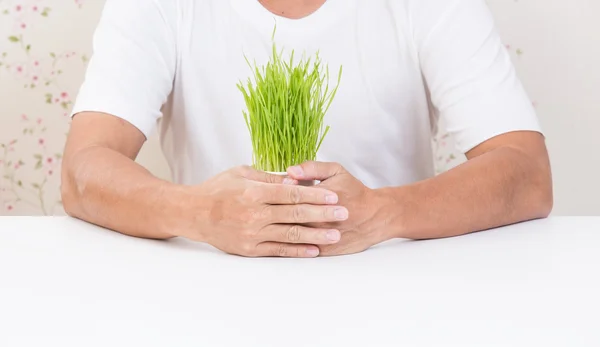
[284,131,552,250]
[173,166,348,258]
[286,162,394,256]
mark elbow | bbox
[530,163,554,219]
[60,161,80,218]
[61,186,77,218]
[508,141,554,220]
[535,184,553,219]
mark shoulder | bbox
[101,0,189,24]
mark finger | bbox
[260,224,341,245]
[238,166,297,185]
[266,204,349,224]
[287,161,344,181]
[254,242,320,258]
[261,184,339,205]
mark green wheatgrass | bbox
[237,29,342,173]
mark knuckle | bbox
[292,206,305,222]
[239,208,263,225]
[240,228,256,240]
[237,165,257,179]
[288,186,302,204]
[258,206,272,223]
[285,225,302,242]
[240,243,256,256]
[264,172,279,184]
[242,186,262,203]
[275,244,288,257]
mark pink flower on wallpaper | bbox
[2,0,50,32]
[1,0,87,216]
[9,59,43,81]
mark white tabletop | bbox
[1,216,599,347]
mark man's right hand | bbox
[170,166,348,258]
[62,112,346,258]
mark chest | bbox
[172,0,431,163]
[188,3,420,109]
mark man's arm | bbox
[391,0,554,238]
[284,130,552,255]
[380,130,552,240]
[61,0,182,239]
[62,112,348,257]
[61,112,181,240]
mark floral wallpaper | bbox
[0,0,89,215]
[0,1,595,215]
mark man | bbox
[61,0,553,257]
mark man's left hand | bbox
[286,161,396,256]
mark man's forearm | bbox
[380,146,553,240]
[61,146,184,239]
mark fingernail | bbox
[306,248,319,257]
[325,194,338,204]
[334,208,348,220]
[283,178,296,185]
[288,166,304,178]
[326,230,340,241]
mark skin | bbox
[286,130,553,256]
[258,0,326,19]
[61,0,553,258]
[62,112,348,258]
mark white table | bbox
[1,216,598,347]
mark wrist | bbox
[151,181,194,239]
[146,180,181,239]
[372,186,411,240]
[157,181,212,242]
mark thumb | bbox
[287,161,344,181]
[239,166,297,185]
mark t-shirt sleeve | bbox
[70,0,177,139]
[410,0,542,153]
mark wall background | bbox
[1,0,598,216]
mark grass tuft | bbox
[237,27,342,172]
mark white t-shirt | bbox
[71,0,541,188]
